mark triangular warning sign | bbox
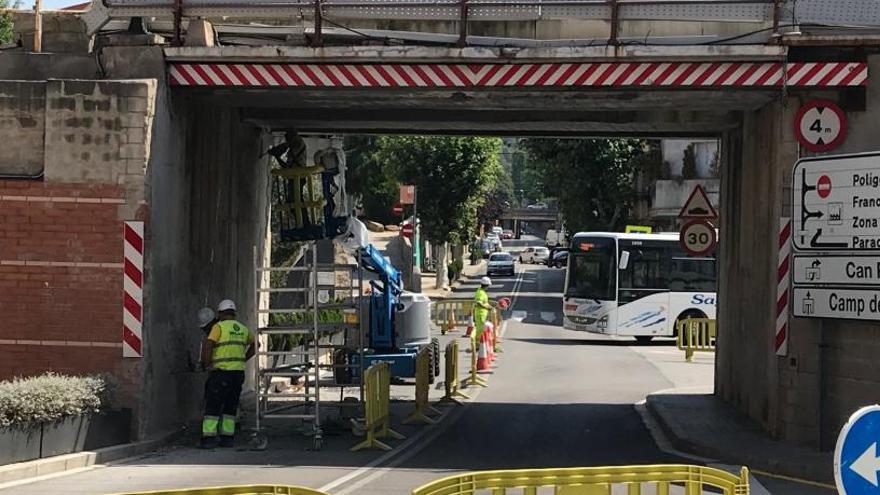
[678,184,718,219]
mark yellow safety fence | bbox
[271,167,326,229]
[111,486,328,495]
[431,298,503,352]
[439,339,469,404]
[676,318,717,362]
[404,346,443,425]
[464,339,489,388]
[412,465,750,495]
[350,362,405,451]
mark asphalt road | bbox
[0,236,832,495]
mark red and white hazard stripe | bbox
[169,62,867,88]
[775,217,791,357]
[123,221,144,358]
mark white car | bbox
[519,246,550,264]
[487,252,516,277]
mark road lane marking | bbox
[321,272,522,494]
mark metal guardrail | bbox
[110,486,330,495]
[350,362,405,451]
[83,0,880,43]
[411,465,750,495]
[676,318,717,362]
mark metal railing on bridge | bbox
[83,0,880,44]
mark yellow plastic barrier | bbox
[431,299,473,335]
[463,339,488,388]
[111,486,328,495]
[676,318,717,362]
[411,465,749,495]
[350,362,405,451]
[404,347,443,424]
[439,339,469,404]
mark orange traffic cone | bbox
[476,334,490,372]
[483,322,495,363]
[465,314,474,338]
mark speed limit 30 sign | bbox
[681,220,717,256]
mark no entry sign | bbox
[795,100,847,152]
[401,223,414,239]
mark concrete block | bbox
[126,128,145,144]
[126,159,146,175]
[185,19,216,47]
[124,97,149,113]
[120,144,146,160]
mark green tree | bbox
[682,144,698,180]
[374,136,501,288]
[0,1,18,45]
[477,159,513,230]
[520,139,646,232]
[344,135,398,225]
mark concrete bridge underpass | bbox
[0,12,877,454]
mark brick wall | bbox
[0,79,155,414]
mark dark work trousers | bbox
[203,370,245,438]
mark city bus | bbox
[562,232,717,341]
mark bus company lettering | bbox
[828,292,880,317]
[691,294,716,305]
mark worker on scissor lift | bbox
[199,299,255,449]
[473,277,493,345]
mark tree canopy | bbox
[519,139,647,232]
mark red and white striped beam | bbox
[123,221,144,358]
[169,61,867,88]
[775,217,791,357]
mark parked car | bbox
[547,249,569,268]
[484,235,503,253]
[487,252,516,277]
[519,246,550,264]
[527,202,548,210]
[501,229,514,239]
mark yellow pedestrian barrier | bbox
[439,339,469,404]
[489,301,503,353]
[463,339,488,388]
[432,299,474,335]
[404,347,443,425]
[676,318,717,362]
[111,486,329,495]
[412,465,750,495]
[350,362,405,451]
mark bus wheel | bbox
[635,336,654,344]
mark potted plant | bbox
[0,373,115,464]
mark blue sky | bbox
[18,0,83,9]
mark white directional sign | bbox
[794,255,880,287]
[795,100,847,153]
[792,152,880,251]
[793,287,880,321]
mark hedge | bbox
[0,373,107,428]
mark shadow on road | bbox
[512,337,677,347]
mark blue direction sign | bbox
[837,406,880,494]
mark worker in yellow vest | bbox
[200,299,255,449]
[472,276,492,344]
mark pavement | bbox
[0,235,835,495]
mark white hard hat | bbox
[480,276,492,287]
[218,299,236,312]
[197,307,215,328]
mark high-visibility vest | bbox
[474,288,490,321]
[212,320,250,371]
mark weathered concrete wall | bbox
[718,54,880,449]
[0,79,154,417]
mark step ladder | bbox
[253,242,364,450]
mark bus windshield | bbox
[565,237,616,301]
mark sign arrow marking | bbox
[851,442,880,486]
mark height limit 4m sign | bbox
[793,153,880,251]
[795,100,847,153]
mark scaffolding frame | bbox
[253,243,364,450]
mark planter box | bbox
[84,409,131,450]
[0,425,41,465]
[41,415,89,458]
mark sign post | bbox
[678,183,718,256]
[835,405,880,495]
